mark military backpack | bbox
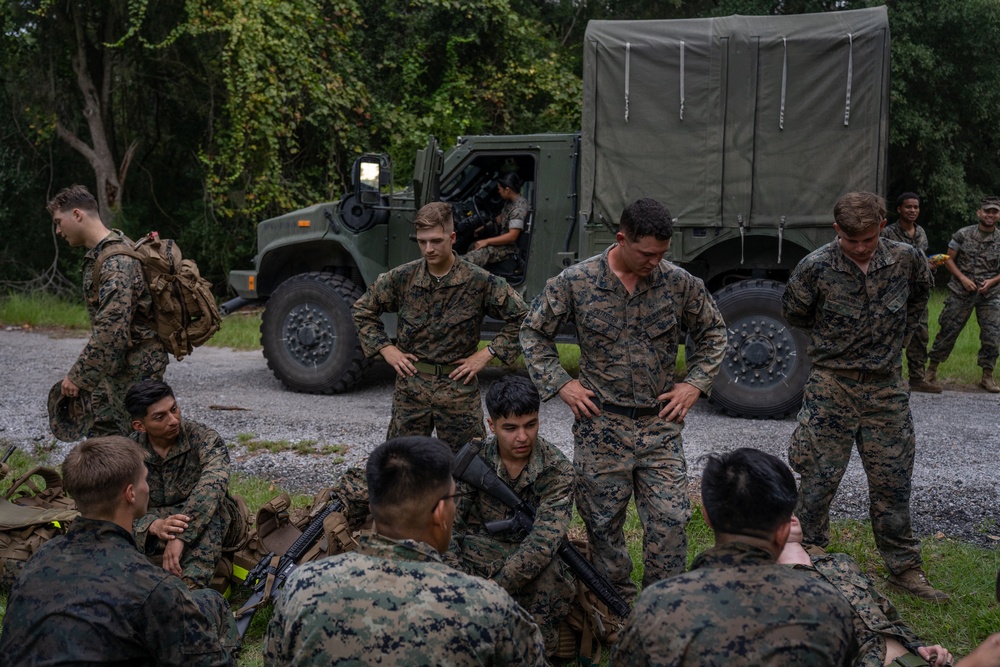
[93,231,222,360]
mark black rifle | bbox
[234,499,345,637]
[453,441,631,619]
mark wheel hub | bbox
[283,303,336,366]
[723,316,797,388]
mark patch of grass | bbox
[235,435,344,459]
[209,309,264,351]
[902,289,986,385]
[0,292,89,330]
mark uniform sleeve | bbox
[143,578,231,666]
[494,595,548,667]
[611,608,651,667]
[495,457,574,592]
[679,276,727,395]
[181,429,232,545]
[68,254,144,391]
[352,271,400,358]
[782,262,819,331]
[482,276,528,364]
[906,248,932,343]
[520,277,575,401]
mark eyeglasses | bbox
[433,490,472,512]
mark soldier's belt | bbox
[413,361,459,376]
[593,398,661,419]
[827,368,895,383]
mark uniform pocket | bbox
[581,310,623,342]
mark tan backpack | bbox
[94,232,222,360]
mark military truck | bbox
[227,7,890,419]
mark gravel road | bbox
[1,327,998,546]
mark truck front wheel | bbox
[260,272,371,394]
[707,279,811,419]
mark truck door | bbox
[413,136,443,209]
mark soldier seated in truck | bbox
[464,172,530,268]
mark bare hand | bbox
[960,275,978,292]
[161,537,184,578]
[60,376,80,398]
[979,278,997,295]
[472,239,489,251]
[657,382,701,423]
[920,645,953,667]
[380,345,418,378]
[449,348,492,385]
[151,514,190,541]
[557,380,600,420]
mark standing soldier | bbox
[48,185,167,436]
[927,196,1000,393]
[882,192,940,393]
[520,197,727,600]
[353,201,528,451]
[783,192,947,602]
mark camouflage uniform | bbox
[881,222,932,380]
[353,255,528,451]
[0,517,237,666]
[928,224,1000,371]
[330,466,372,531]
[795,550,924,667]
[521,246,727,597]
[132,419,239,589]
[783,238,932,575]
[73,230,168,436]
[465,195,530,267]
[611,542,858,666]
[263,532,546,666]
[451,434,576,653]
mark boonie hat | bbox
[981,196,1000,211]
[47,381,93,442]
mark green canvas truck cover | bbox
[580,7,890,232]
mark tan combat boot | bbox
[981,369,1000,394]
[887,567,950,603]
[926,361,939,383]
[909,377,942,394]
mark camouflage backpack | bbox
[0,460,79,592]
[94,231,222,360]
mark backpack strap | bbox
[91,239,141,288]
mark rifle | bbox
[453,441,631,619]
[234,498,345,637]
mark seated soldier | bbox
[126,379,245,589]
[263,436,546,665]
[779,516,952,667]
[464,172,530,267]
[0,436,238,665]
[612,447,859,666]
[450,374,576,654]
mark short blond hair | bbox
[413,201,453,233]
[46,184,99,216]
[62,436,146,517]
[834,192,886,234]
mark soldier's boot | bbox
[886,567,950,603]
[908,374,943,394]
[981,369,1000,394]
[926,361,939,383]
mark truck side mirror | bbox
[354,156,382,205]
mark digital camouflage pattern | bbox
[521,247,726,596]
[451,434,576,653]
[0,517,236,666]
[263,532,546,666]
[73,231,168,436]
[132,419,238,588]
[353,255,527,450]
[611,542,858,667]
[783,238,931,574]
[464,194,530,266]
[330,465,371,530]
[881,223,932,379]
[929,224,1000,370]
[796,550,923,667]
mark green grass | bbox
[0,292,89,329]
[233,433,345,458]
[905,290,986,384]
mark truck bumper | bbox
[229,270,259,299]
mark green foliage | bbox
[0,293,89,329]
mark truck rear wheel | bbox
[707,279,811,419]
[260,272,371,394]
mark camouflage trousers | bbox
[573,412,689,602]
[904,305,931,380]
[89,342,168,437]
[928,289,1000,371]
[463,243,518,268]
[387,370,486,452]
[192,588,241,658]
[458,536,576,655]
[788,368,922,575]
[141,494,241,589]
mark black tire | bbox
[707,279,811,418]
[261,272,371,394]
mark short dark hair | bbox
[366,437,453,528]
[896,192,920,208]
[700,448,797,536]
[62,436,146,516]
[485,375,540,420]
[619,198,673,241]
[46,184,99,216]
[125,380,175,420]
[497,172,523,194]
